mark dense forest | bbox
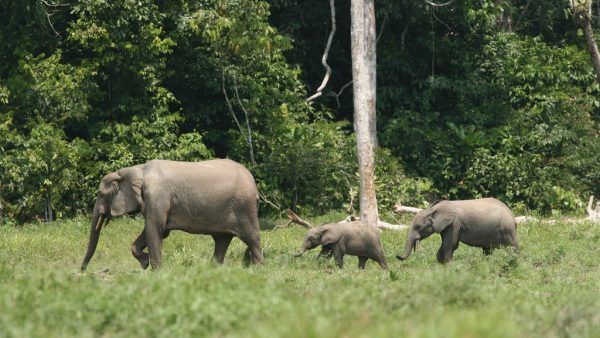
[1,0,598,223]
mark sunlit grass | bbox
[0,215,598,337]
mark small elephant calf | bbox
[294,221,387,269]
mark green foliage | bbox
[5,51,97,125]
[0,216,598,336]
[374,148,435,216]
[463,34,599,213]
[0,122,87,222]
[1,0,599,222]
[254,119,356,214]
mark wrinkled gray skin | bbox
[294,221,387,269]
[397,198,518,263]
[81,159,263,271]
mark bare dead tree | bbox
[351,0,379,227]
[306,0,337,103]
[332,14,388,107]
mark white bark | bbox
[376,220,408,231]
[586,195,600,222]
[394,197,600,224]
[393,204,423,214]
[283,210,407,231]
[351,0,379,228]
[306,0,336,103]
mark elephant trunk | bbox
[293,244,308,257]
[80,204,105,271]
[396,231,419,261]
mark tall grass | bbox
[0,215,598,337]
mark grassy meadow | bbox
[0,213,598,337]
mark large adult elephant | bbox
[80,159,263,271]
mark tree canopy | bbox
[1,0,598,223]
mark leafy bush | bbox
[463,34,599,213]
[0,122,87,222]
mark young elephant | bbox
[396,198,518,263]
[294,221,388,269]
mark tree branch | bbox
[286,209,314,228]
[222,70,256,165]
[232,76,256,165]
[41,0,67,7]
[306,0,337,103]
[40,1,68,38]
[423,0,455,7]
[222,70,244,136]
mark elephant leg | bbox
[240,234,264,266]
[436,244,454,263]
[332,244,344,268]
[212,235,234,264]
[144,209,167,269]
[437,226,459,263]
[318,244,333,259]
[131,230,150,270]
[358,256,367,269]
[374,254,388,269]
[483,247,492,256]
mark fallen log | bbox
[394,196,600,224]
[283,209,407,231]
[393,204,423,214]
[286,209,313,228]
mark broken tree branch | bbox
[283,209,407,231]
[394,196,600,224]
[287,209,314,228]
[306,0,336,103]
[393,204,424,214]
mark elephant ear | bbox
[110,165,144,216]
[320,226,341,245]
[428,207,456,233]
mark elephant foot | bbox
[136,253,150,269]
[140,259,149,270]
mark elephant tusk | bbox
[95,214,105,231]
[414,240,420,252]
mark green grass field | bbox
[0,214,598,338]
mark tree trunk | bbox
[572,0,600,83]
[351,0,379,228]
